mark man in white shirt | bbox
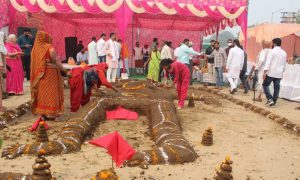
[177,39,202,85]
[174,43,182,59]
[263,38,287,107]
[226,39,245,94]
[97,33,106,63]
[104,33,119,82]
[248,41,271,101]
[88,37,98,65]
[161,41,172,59]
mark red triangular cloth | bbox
[28,117,49,132]
[89,131,136,167]
[106,106,138,120]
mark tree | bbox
[203,30,238,47]
[296,10,300,24]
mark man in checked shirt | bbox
[205,41,227,90]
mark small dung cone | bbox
[32,149,55,180]
[214,156,233,180]
[201,127,213,146]
[91,169,119,180]
[36,121,49,143]
[188,93,195,107]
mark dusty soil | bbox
[0,85,300,180]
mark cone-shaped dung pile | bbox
[36,121,48,143]
[32,149,54,180]
[201,127,213,146]
[214,156,233,180]
[91,169,119,180]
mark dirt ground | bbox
[0,85,300,180]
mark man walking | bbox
[263,38,287,107]
[17,28,33,81]
[226,39,244,94]
[97,33,106,63]
[205,41,227,89]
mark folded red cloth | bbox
[28,117,50,132]
[106,106,138,120]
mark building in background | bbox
[281,12,298,24]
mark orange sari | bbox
[30,31,64,116]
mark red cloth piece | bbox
[89,131,136,167]
[106,106,138,120]
[70,67,85,112]
[28,117,49,132]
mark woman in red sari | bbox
[31,31,71,120]
[5,34,24,95]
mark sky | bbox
[248,0,299,25]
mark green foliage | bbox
[0,137,2,149]
[203,30,238,48]
[296,14,300,24]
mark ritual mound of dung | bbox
[214,156,233,180]
[201,127,213,146]
[2,80,201,166]
[91,169,119,180]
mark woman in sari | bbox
[5,34,24,95]
[31,31,71,120]
[145,46,161,82]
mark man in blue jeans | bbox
[205,41,227,89]
[263,38,287,107]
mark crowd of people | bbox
[198,38,287,107]
[0,27,289,115]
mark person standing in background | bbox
[263,38,287,107]
[142,44,150,74]
[248,41,271,102]
[239,48,250,94]
[17,28,33,81]
[188,42,195,85]
[226,39,244,94]
[205,40,216,85]
[205,41,227,90]
[88,37,98,65]
[105,33,119,82]
[76,40,84,55]
[5,34,24,95]
[97,33,106,63]
[225,39,234,56]
[177,39,202,78]
[151,38,159,51]
[133,42,143,75]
